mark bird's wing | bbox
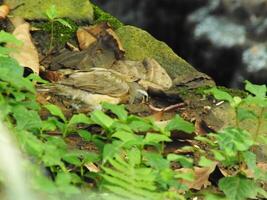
[59,68,129,97]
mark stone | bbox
[115,25,210,86]
[4,0,93,20]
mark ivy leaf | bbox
[78,130,92,141]
[216,128,253,156]
[12,105,42,130]
[128,148,141,166]
[68,113,92,126]
[112,130,138,142]
[219,175,258,200]
[198,156,214,167]
[102,102,128,121]
[205,87,233,103]
[44,104,66,123]
[63,154,82,166]
[143,152,170,170]
[102,142,121,163]
[0,30,22,45]
[245,80,266,98]
[167,154,193,168]
[144,133,171,144]
[90,110,114,129]
[128,118,152,132]
[237,108,257,121]
[242,151,256,172]
[165,115,195,133]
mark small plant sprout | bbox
[45,5,72,53]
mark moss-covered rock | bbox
[115,26,205,83]
[4,0,93,20]
[92,4,123,29]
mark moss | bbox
[217,86,248,98]
[4,0,93,20]
[115,26,202,82]
[92,4,123,29]
[35,18,78,47]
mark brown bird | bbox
[38,58,172,110]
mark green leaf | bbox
[45,4,58,20]
[54,18,72,29]
[78,130,91,141]
[245,80,266,98]
[237,108,257,121]
[165,115,195,133]
[112,130,138,142]
[174,171,195,183]
[143,152,169,170]
[16,130,44,157]
[242,151,256,172]
[211,150,225,161]
[102,143,120,162]
[63,154,82,166]
[128,148,141,166]
[167,154,193,168]
[90,110,114,129]
[68,113,92,126]
[0,46,15,57]
[144,133,171,144]
[128,118,152,132]
[55,172,72,185]
[198,156,214,167]
[205,87,233,103]
[219,175,258,200]
[204,193,227,200]
[195,135,216,146]
[216,128,253,156]
[12,106,42,130]
[102,102,128,121]
[41,120,57,132]
[0,30,22,45]
[44,104,66,122]
[26,73,48,83]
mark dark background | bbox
[92,0,267,88]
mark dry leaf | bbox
[104,28,125,59]
[81,23,125,59]
[76,28,96,50]
[7,18,40,74]
[177,163,217,190]
[82,22,110,37]
[0,4,9,19]
[84,162,100,173]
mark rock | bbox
[115,25,212,86]
[4,0,93,20]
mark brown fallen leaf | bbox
[7,17,40,74]
[81,23,125,59]
[84,162,100,173]
[0,4,9,19]
[76,27,97,50]
[177,163,217,190]
[82,22,110,37]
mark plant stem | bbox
[235,108,240,128]
[48,20,54,53]
[254,107,264,141]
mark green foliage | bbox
[199,82,267,200]
[0,31,22,57]
[219,175,263,200]
[44,5,77,52]
[0,30,266,200]
[92,4,123,29]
